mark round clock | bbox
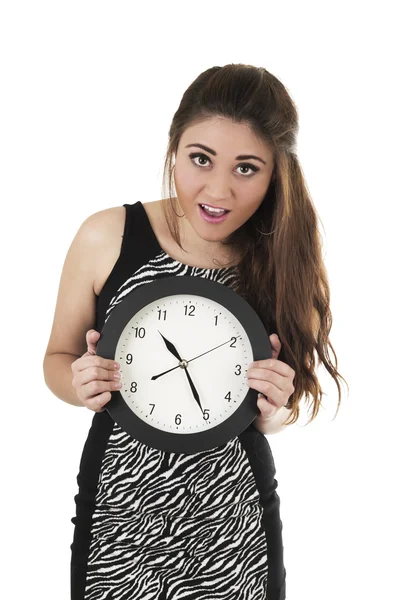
[96,275,272,454]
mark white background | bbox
[1,1,396,598]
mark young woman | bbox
[43,63,347,600]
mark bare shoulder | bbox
[82,206,127,296]
[90,201,163,296]
[81,205,126,244]
[43,205,127,358]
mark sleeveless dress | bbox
[70,201,287,600]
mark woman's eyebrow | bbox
[185,143,267,165]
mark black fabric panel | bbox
[238,423,287,599]
[70,411,115,599]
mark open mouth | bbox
[198,204,231,222]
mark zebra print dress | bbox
[70,201,286,600]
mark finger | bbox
[269,333,282,360]
[247,367,287,391]
[83,379,121,402]
[86,329,101,355]
[86,390,112,413]
[257,394,278,420]
[249,359,292,378]
[80,364,122,385]
[76,354,119,374]
[247,379,284,409]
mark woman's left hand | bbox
[246,333,296,422]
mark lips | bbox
[199,204,230,215]
[198,204,231,223]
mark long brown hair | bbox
[160,63,348,427]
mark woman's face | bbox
[174,117,275,247]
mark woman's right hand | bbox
[71,329,122,412]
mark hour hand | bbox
[158,330,183,361]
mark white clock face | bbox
[115,293,254,434]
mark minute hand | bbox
[186,335,241,363]
[150,336,242,381]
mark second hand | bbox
[150,336,242,380]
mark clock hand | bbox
[156,330,203,414]
[151,365,180,380]
[186,336,243,364]
[150,335,243,380]
[158,330,183,361]
[151,362,203,413]
[183,368,203,414]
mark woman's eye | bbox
[189,153,258,177]
[190,153,211,168]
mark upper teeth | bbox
[202,204,226,214]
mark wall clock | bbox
[96,275,271,454]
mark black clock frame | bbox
[96,275,272,454]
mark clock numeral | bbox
[126,354,133,365]
[184,304,195,316]
[234,364,242,375]
[214,315,218,326]
[175,414,182,426]
[130,382,138,393]
[157,309,167,320]
[225,391,232,402]
[149,403,155,415]
[133,327,146,338]
[203,409,210,421]
[230,337,237,348]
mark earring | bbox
[171,201,185,218]
[170,165,184,217]
[254,223,277,236]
